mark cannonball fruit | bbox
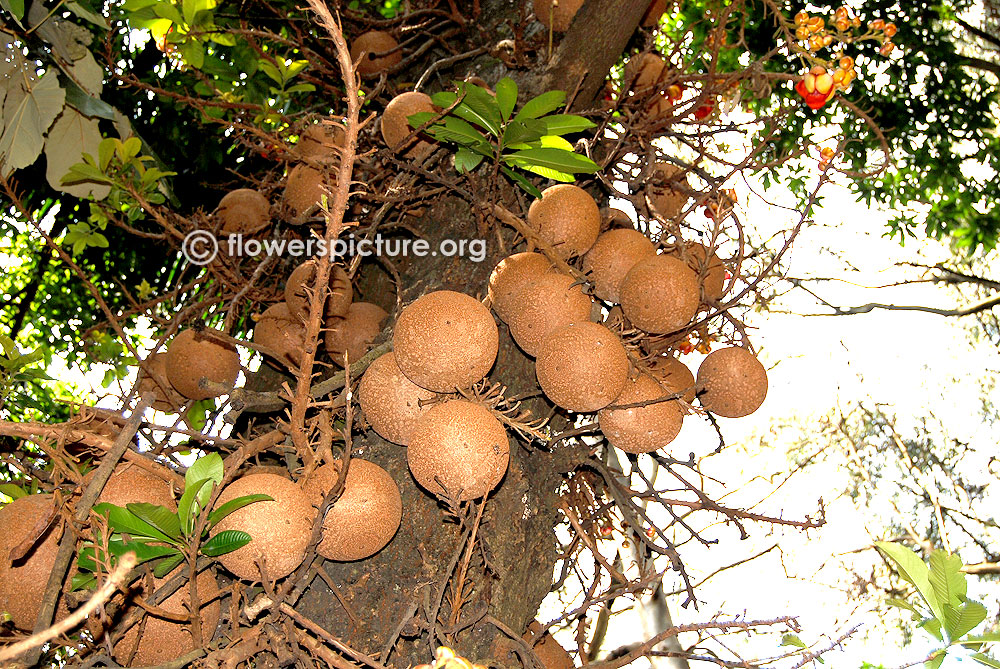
[382,91,436,156]
[527,184,601,258]
[211,473,315,581]
[112,567,221,666]
[674,242,726,303]
[696,346,768,418]
[301,461,402,561]
[284,164,325,219]
[533,0,584,31]
[351,31,401,77]
[407,399,509,501]
[583,228,657,303]
[525,622,575,669]
[216,188,270,235]
[165,328,240,400]
[619,255,699,334]
[393,291,499,392]
[286,261,353,321]
[253,302,306,367]
[0,494,65,630]
[488,252,553,323]
[535,322,629,412]
[96,462,177,511]
[508,272,593,357]
[598,374,683,454]
[625,53,666,93]
[646,355,695,403]
[648,162,689,218]
[324,302,388,367]
[136,352,186,413]
[295,122,345,164]
[358,351,438,446]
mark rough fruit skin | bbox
[488,252,553,323]
[253,302,306,367]
[599,374,683,454]
[295,123,345,164]
[527,184,601,258]
[350,31,401,77]
[646,355,695,403]
[211,473,315,581]
[286,261,353,321]
[407,400,510,501]
[648,162,689,218]
[674,242,726,303]
[95,462,178,511]
[619,255,699,334]
[532,0,584,31]
[216,188,270,235]
[0,494,65,630]
[696,346,768,418]
[583,228,657,303]
[381,91,436,156]
[284,164,325,218]
[358,351,438,445]
[507,273,593,357]
[535,322,629,412]
[301,461,402,561]
[324,302,388,368]
[164,328,240,400]
[112,567,221,666]
[136,352,186,413]
[393,291,499,392]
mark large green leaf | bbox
[538,114,597,136]
[108,539,181,564]
[503,119,546,147]
[178,477,211,537]
[125,503,182,541]
[514,90,566,122]
[500,164,541,199]
[0,0,24,22]
[0,483,27,500]
[495,77,517,122]
[185,453,223,507]
[455,82,502,136]
[201,529,252,556]
[45,108,111,199]
[93,502,174,543]
[454,146,485,174]
[957,634,1000,645]
[504,147,599,174]
[928,550,966,609]
[153,552,185,578]
[0,70,66,173]
[876,542,945,625]
[943,600,987,642]
[207,494,271,529]
[972,655,1000,669]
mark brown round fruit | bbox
[648,162,689,218]
[624,52,666,93]
[532,0,584,31]
[605,208,633,227]
[350,31,401,77]
[0,494,67,630]
[619,255,699,334]
[599,374,683,454]
[488,252,553,323]
[285,261,353,321]
[393,291,499,392]
[696,346,768,418]
[642,0,669,27]
[215,188,270,235]
[284,164,326,219]
[295,122,345,164]
[525,622,574,669]
[324,302,387,367]
[407,399,509,501]
[582,228,657,303]
[112,566,221,666]
[358,351,438,445]
[646,355,695,402]
[535,322,629,412]
[96,462,178,510]
[673,242,726,303]
[253,302,307,367]
[507,272,593,357]
[527,184,601,258]
[164,328,240,400]
[211,473,315,581]
[137,352,186,413]
[301,461,402,561]
[381,91,436,156]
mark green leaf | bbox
[430,91,458,108]
[500,164,541,199]
[186,453,224,495]
[886,597,923,616]
[207,494,271,529]
[0,0,25,22]
[504,147,600,174]
[152,0,183,23]
[93,503,175,543]
[957,634,1000,645]
[200,529,252,556]
[109,539,180,564]
[780,633,807,648]
[513,160,574,182]
[0,484,27,500]
[920,617,944,642]
[503,119,546,147]
[452,83,502,136]
[153,552,185,578]
[71,572,97,592]
[924,651,946,669]
[514,90,566,122]
[876,542,945,624]
[971,654,1000,669]
[454,146,485,173]
[929,550,967,609]
[0,71,66,173]
[125,503,182,541]
[178,40,205,70]
[64,80,115,120]
[538,114,596,136]
[944,600,987,642]
[431,117,492,152]
[178,477,211,537]
[495,77,517,122]
[63,163,113,184]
